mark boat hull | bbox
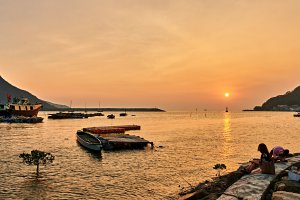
[76,131,102,151]
[48,112,85,119]
[5,104,42,117]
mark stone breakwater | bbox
[178,154,300,200]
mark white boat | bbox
[294,113,300,117]
[76,131,102,151]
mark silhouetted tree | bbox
[19,150,55,177]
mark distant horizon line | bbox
[41,107,166,112]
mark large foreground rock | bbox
[272,191,300,200]
[275,180,300,193]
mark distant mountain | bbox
[0,76,68,110]
[254,86,300,111]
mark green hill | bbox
[254,86,300,111]
[0,76,68,110]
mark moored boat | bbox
[48,112,86,119]
[81,125,152,150]
[107,114,115,119]
[119,109,127,116]
[294,113,300,117]
[76,131,102,151]
[119,112,127,117]
[0,98,42,117]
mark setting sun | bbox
[225,92,230,97]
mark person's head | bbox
[258,143,269,154]
[277,149,289,161]
[283,149,289,156]
[279,149,289,157]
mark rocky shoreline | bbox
[178,165,246,200]
[178,154,300,200]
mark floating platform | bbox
[83,125,141,134]
[80,125,152,150]
[111,125,141,131]
[83,127,126,134]
[0,116,43,123]
[97,134,153,150]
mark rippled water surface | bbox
[0,111,300,199]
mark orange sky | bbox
[1,0,300,110]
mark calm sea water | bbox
[0,111,299,199]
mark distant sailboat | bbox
[98,101,103,112]
[119,109,127,117]
[225,107,229,112]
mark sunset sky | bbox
[1,0,300,110]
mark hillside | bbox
[0,76,68,110]
[254,86,300,111]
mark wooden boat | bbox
[83,127,126,134]
[294,113,300,117]
[0,98,42,117]
[76,131,102,151]
[81,124,152,150]
[107,114,115,119]
[83,112,104,117]
[112,125,141,131]
[119,109,127,116]
[48,112,86,119]
[225,107,229,112]
[93,112,104,116]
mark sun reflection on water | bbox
[222,113,233,158]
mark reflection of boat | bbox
[107,114,115,119]
[0,116,43,123]
[0,98,42,117]
[76,131,102,151]
[294,113,300,117]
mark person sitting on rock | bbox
[270,146,289,162]
[243,143,272,174]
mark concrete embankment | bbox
[178,154,300,200]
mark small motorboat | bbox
[225,107,229,112]
[107,114,115,119]
[119,112,127,117]
[119,109,127,117]
[76,131,102,151]
[294,113,300,117]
